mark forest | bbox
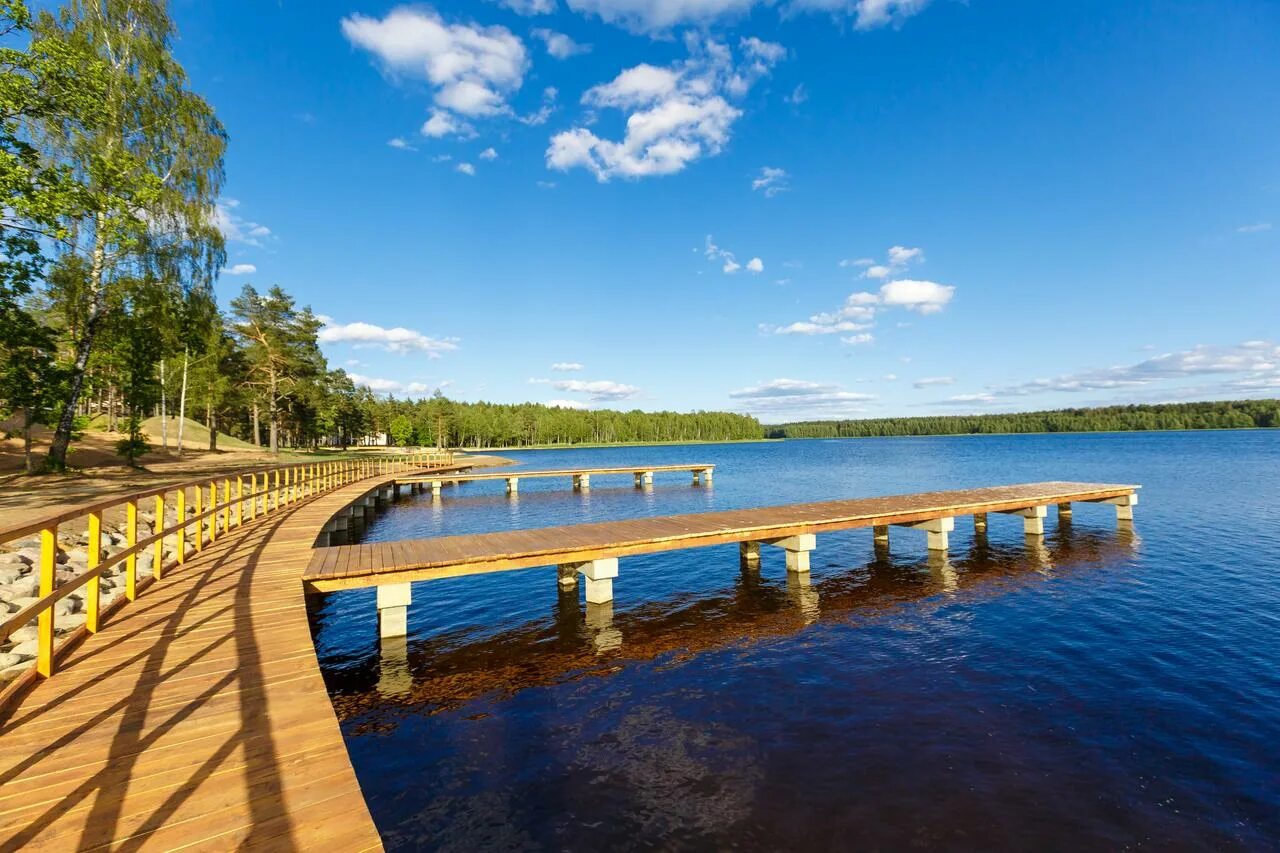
[768,400,1280,439]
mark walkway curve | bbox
[0,472,406,851]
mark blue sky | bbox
[171,0,1277,421]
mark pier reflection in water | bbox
[320,524,1138,722]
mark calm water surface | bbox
[309,432,1280,850]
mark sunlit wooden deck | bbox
[305,481,1139,593]
[0,467,462,850]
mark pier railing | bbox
[0,450,454,689]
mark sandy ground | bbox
[0,419,510,530]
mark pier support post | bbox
[873,525,889,545]
[557,563,579,590]
[1057,502,1072,521]
[574,557,617,604]
[430,480,442,498]
[699,467,713,485]
[896,517,955,551]
[766,533,816,573]
[739,541,761,570]
[506,477,519,495]
[974,513,988,534]
[377,582,412,638]
[573,473,591,492]
[1001,506,1048,535]
[1097,493,1138,521]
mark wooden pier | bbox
[304,481,1138,635]
[396,463,715,496]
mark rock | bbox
[9,638,38,658]
[0,568,23,585]
[54,597,80,615]
[6,622,37,640]
[2,579,39,599]
[62,548,88,566]
[0,554,27,568]
[16,548,40,564]
[9,598,40,615]
[56,612,87,632]
[0,661,32,681]
[0,652,20,668]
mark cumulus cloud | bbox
[551,362,584,371]
[553,378,641,401]
[705,235,763,275]
[547,35,783,180]
[533,27,591,58]
[913,376,954,388]
[566,0,929,33]
[387,137,418,151]
[456,162,477,175]
[970,341,1280,400]
[224,263,257,276]
[318,319,460,356]
[499,0,557,13]
[752,166,788,197]
[214,199,272,247]
[342,7,527,138]
[729,378,875,419]
[878,279,954,314]
[851,243,924,279]
[545,398,589,409]
[479,147,498,160]
[348,373,436,396]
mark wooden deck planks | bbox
[305,481,1139,591]
[0,467,466,851]
[395,463,713,485]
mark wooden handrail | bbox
[1,450,456,680]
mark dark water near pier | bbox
[310,431,1280,850]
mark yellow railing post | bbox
[125,499,138,601]
[208,482,218,543]
[192,485,203,553]
[154,493,166,578]
[222,478,231,532]
[273,469,281,510]
[235,476,244,527]
[177,488,188,563]
[36,523,57,677]
[85,510,102,633]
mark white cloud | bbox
[970,341,1280,400]
[421,110,475,139]
[348,373,435,396]
[499,0,557,13]
[751,166,788,197]
[544,398,589,409]
[913,376,954,388]
[785,83,808,104]
[532,28,591,58]
[214,199,272,247]
[319,319,460,356]
[342,7,527,138]
[839,257,875,268]
[387,137,418,151]
[479,147,498,160]
[879,279,954,313]
[553,378,641,401]
[456,162,476,175]
[1237,222,1272,233]
[536,180,558,189]
[705,234,763,276]
[854,243,924,279]
[551,362,584,371]
[224,263,257,276]
[841,332,874,345]
[566,0,929,33]
[547,35,783,180]
[729,378,876,419]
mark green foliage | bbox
[388,414,414,446]
[767,400,1280,439]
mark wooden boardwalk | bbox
[396,463,715,495]
[305,481,1139,592]
[0,473,415,851]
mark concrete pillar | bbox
[701,467,713,485]
[1057,502,1072,521]
[873,525,889,545]
[577,557,617,603]
[573,473,591,491]
[557,563,579,590]
[585,602,622,652]
[767,533,816,573]
[506,477,519,495]
[973,513,988,534]
[896,517,955,551]
[642,471,653,486]
[634,472,643,488]
[430,480,442,498]
[1014,506,1048,535]
[377,582,411,638]
[1102,493,1138,521]
[739,541,761,570]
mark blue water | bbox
[310,431,1280,850]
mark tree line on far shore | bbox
[767,400,1280,439]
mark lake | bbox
[309,431,1280,850]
